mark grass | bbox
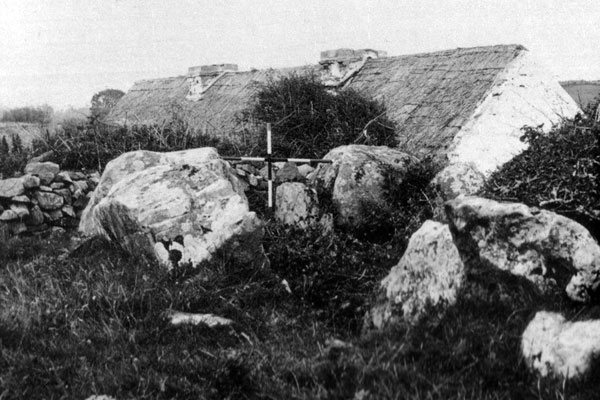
[2,218,600,399]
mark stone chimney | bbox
[319,48,386,87]
[186,64,238,101]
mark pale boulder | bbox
[80,148,267,269]
[80,148,240,235]
[275,182,319,228]
[24,161,60,185]
[433,162,485,201]
[369,220,465,328]
[445,196,600,302]
[522,311,600,380]
[0,178,25,198]
[309,145,414,226]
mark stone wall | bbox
[0,161,98,240]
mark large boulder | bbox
[308,145,414,226]
[522,311,600,380]
[79,148,267,269]
[446,196,600,302]
[368,220,465,328]
[275,182,319,228]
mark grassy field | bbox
[0,122,45,149]
[1,219,600,400]
[560,81,600,110]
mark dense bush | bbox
[0,134,29,178]
[480,114,599,238]
[242,72,397,158]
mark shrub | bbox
[0,134,29,178]
[31,121,241,171]
[480,114,600,238]
[241,72,397,158]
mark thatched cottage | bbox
[107,44,580,175]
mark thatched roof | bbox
[344,44,525,156]
[108,44,527,155]
[107,66,314,139]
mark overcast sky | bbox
[1,0,599,109]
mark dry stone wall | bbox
[0,161,98,240]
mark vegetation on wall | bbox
[241,72,397,158]
[480,112,599,238]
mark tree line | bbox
[1,105,53,125]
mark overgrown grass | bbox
[2,227,600,399]
[30,122,243,172]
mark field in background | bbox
[0,122,44,148]
[560,80,600,109]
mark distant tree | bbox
[90,89,125,122]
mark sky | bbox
[1,0,600,110]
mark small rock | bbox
[0,178,25,198]
[433,162,486,201]
[0,209,19,221]
[275,182,319,228]
[167,311,233,328]
[248,174,259,187]
[70,180,89,196]
[275,162,303,183]
[34,191,64,210]
[26,205,45,225]
[68,171,87,181]
[55,171,73,183]
[522,311,600,380]
[62,205,76,218]
[298,164,315,178]
[39,185,54,192]
[24,161,60,185]
[54,188,72,205]
[50,182,66,190]
[235,167,246,177]
[21,174,41,189]
[44,210,63,222]
[11,195,31,203]
[9,203,29,218]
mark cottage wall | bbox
[447,51,580,176]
